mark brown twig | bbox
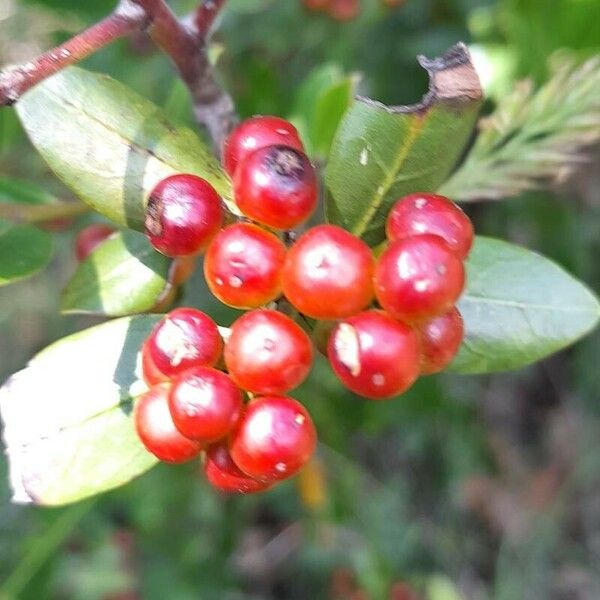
[192,0,228,38]
[0,0,235,151]
[0,0,148,106]
[136,0,236,150]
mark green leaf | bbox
[0,175,58,205]
[291,64,357,158]
[325,43,483,246]
[0,315,162,506]
[15,67,234,230]
[0,175,89,223]
[0,219,53,286]
[61,230,170,316]
[451,237,600,374]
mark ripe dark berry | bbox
[204,442,273,494]
[134,384,204,463]
[230,396,317,481]
[225,309,313,395]
[223,116,304,177]
[144,308,223,379]
[417,307,464,375]
[374,234,465,323]
[234,146,317,230]
[328,310,420,399]
[282,225,374,319]
[169,367,243,442]
[204,223,286,309]
[74,224,115,261]
[145,174,223,258]
[386,193,474,259]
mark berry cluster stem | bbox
[0,0,235,150]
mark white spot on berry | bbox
[415,280,429,292]
[334,323,361,377]
[372,373,385,386]
[229,275,243,288]
[295,413,305,425]
[415,198,427,209]
[275,462,287,473]
[229,240,245,253]
[215,277,224,286]
[276,128,290,136]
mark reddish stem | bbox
[0,1,147,105]
[194,0,227,38]
[136,0,235,150]
[0,0,234,149]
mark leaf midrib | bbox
[35,85,186,175]
[462,293,600,314]
[351,113,428,237]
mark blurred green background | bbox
[1,0,599,598]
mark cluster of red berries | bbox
[135,307,317,494]
[302,0,405,21]
[132,113,473,492]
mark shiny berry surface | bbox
[204,442,273,494]
[145,174,223,258]
[74,224,115,261]
[134,384,203,463]
[141,341,167,386]
[230,396,317,481]
[169,367,243,442]
[386,193,474,259]
[282,225,374,319]
[234,146,317,230]
[146,308,223,378]
[204,223,286,309]
[223,116,304,176]
[417,306,464,375]
[374,234,465,323]
[225,309,313,395]
[328,310,420,399]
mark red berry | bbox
[282,225,374,319]
[204,442,273,494]
[328,310,420,399]
[134,384,204,463]
[329,0,360,20]
[145,308,223,379]
[417,307,464,375]
[145,174,223,258]
[225,309,313,395]
[141,342,167,386]
[230,396,317,481]
[223,116,304,177]
[234,146,317,230]
[374,235,465,323]
[204,223,286,309]
[169,367,243,442]
[386,193,474,259]
[74,224,115,261]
